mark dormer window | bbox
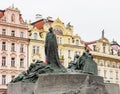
[76,40,79,46]
[93,45,96,51]
[33,33,37,39]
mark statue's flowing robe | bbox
[82,56,98,75]
[45,32,62,68]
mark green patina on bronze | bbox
[68,49,98,75]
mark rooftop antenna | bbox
[12,3,14,8]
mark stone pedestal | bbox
[34,73,107,94]
[7,82,34,94]
[8,73,111,94]
[105,83,120,94]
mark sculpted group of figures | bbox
[11,27,97,83]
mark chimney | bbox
[102,29,104,39]
[47,16,52,21]
[35,14,42,21]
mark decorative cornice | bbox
[0,34,29,42]
[0,22,28,29]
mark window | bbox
[36,46,39,54]
[103,46,105,53]
[60,38,62,44]
[68,50,71,57]
[98,70,100,76]
[20,58,24,68]
[11,58,15,67]
[2,57,6,66]
[104,70,107,78]
[2,42,6,50]
[111,49,113,55]
[2,29,6,35]
[60,49,62,56]
[93,45,96,51]
[57,37,59,43]
[116,72,118,79]
[11,31,15,36]
[68,38,70,44]
[118,50,120,56]
[20,44,24,52]
[58,49,62,57]
[20,32,24,38]
[97,59,100,65]
[104,61,107,67]
[110,71,113,79]
[2,75,6,85]
[11,43,15,52]
[33,46,40,54]
[33,46,36,54]
[11,75,15,80]
[76,40,79,46]
[33,33,37,39]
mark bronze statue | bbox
[11,27,98,83]
[11,27,66,83]
[45,27,66,70]
[68,49,98,75]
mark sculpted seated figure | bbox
[68,49,98,75]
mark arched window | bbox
[20,58,24,68]
[2,57,6,66]
[11,43,15,51]
[2,42,6,50]
[76,39,79,46]
[11,58,15,67]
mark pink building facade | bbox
[0,6,29,94]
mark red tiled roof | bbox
[0,11,4,18]
[82,40,98,51]
[31,19,53,29]
[82,40,97,45]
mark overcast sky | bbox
[0,0,120,44]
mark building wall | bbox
[29,18,85,67]
[0,6,29,93]
[29,18,120,86]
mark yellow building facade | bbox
[28,18,85,67]
[28,18,120,85]
[84,30,120,85]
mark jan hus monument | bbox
[7,27,118,94]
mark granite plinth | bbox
[8,73,109,94]
[7,82,34,94]
[105,83,120,94]
[34,73,107,94]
